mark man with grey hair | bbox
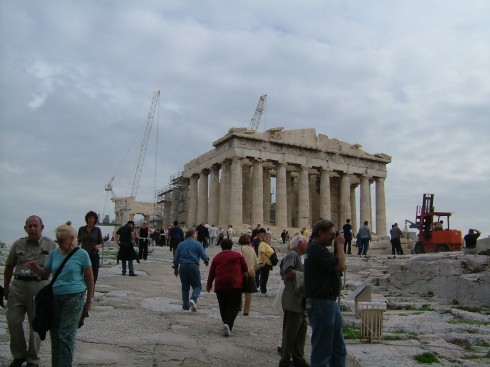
[279,234,310,367]
[4,215,57,367]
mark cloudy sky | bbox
[1,1,489,244]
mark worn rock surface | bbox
[1,242,489,366]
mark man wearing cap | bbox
[4,215,57,367]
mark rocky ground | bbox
[0,241,489,367]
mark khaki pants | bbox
[6,279,48,363]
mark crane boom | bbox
[131,90,160,198]
[249,94,267,131]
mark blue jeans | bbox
[50,291,85,367]
[307,299,346,367]
[178,263,202,310]
[360,238,370,255]
[122,260,134,275]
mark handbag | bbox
[242,274,257,293]
[268,251,279,267]
[32,247,79,340]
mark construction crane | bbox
[102,90,160,226]
[131,90,160,198]
[249,94,267,131]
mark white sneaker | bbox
[189,299,197,312]
[223,324,230,336]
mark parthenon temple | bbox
[159,127,391,235]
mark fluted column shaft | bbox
[188,175,198,226]
[340,172,351,226]
[375,177,387,235]
[208,165,220,225]
[252,160,264,226]
[263,167,271,225]
[229,157,243,226]
[350,184,358,233]
[360,175,371,225]
[298,166,310,228]
[275,163,288,228]
[319,168,331,221]
[197,171,209,224]
[219,161,231,226]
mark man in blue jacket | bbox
[173,228,209,312]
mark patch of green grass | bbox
[414,352,439,364]
[342,325,360,339]
[453,305,483,313]
[340,304,351,312]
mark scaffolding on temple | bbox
[155,171,188,228]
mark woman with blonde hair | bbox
[238,234,258,316]
[27,221,94,367]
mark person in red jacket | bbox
[206,238,248,336]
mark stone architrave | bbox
[252,160,264,226]
[375,177,387,236]
[229,157,243,226]
[275,162,288,229]
[297,165,310,228]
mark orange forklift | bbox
[413,193,463,254]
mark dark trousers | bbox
[138,239,149,260]
[391,238,404,255]
[260,265,271,293]
[280,310,308,366]
[90,254,100,288]
[216,288,242,331]
[343,237,352,254]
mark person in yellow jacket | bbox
[258,233,274,295]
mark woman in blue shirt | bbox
[28,221,94,367]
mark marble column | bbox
[350,184,358,233]
[219,160,231,226]
[375,177,387,235]
[275,163,288,229]
[252,160,264,226]
[297,166,310,228]
[360,175,371,226]
[286,171,294,227]
[242,162,252,225]
[188,174,198,227]
[229,157,243,226]
[208,165,220,226]
[319,167,331,221]
[340,172,351,226]
[263,166,271,225]
[197,170,209,224]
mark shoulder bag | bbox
[268,249,279,267]
[32,247,80,340]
